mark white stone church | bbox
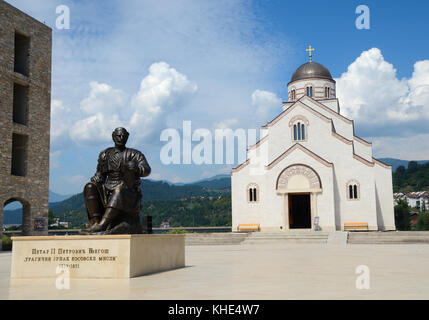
[231,57,396,232]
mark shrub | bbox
[168,228,191,234]
[2,236,12,251]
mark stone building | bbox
[0,1,52,237]
[232,54,396,232]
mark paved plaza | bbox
[1,243,429,299]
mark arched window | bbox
[325,87,330,98]
[247,184,259,203]
[291,89,296,101]
[290,115,309,142]
[306,86,313,97]
[346,180,360,200]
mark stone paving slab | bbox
[1,243,429,299]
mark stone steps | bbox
[184,233,249,245]
[241,231,330,244]
[348,231,429,244]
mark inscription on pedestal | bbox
[11,234,185,279]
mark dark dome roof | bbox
[290,62,333,83]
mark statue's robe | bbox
[90,147,151,216]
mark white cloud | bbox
[61,62,197,146]
[336,48,429,127]
[129,62,197,142]
[251,89,282,122]
[373,134,429,161]
[69,81,127,145]
[214,118,240,130]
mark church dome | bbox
[290,62,333,83]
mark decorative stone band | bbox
[300,96,353,124]
[373,158,392,169]
[276,164,322,190]
[247,135,268,151]
[354,135,372,146]
[289,115,310,127]
[266,144,333,170]
[287,77,336,86]
[332,131,353,145]
[262,100,331,129]
[353,154,375,167]
[277,188,322,194]
[231,159,250,173]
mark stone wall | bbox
[0,0,52,236]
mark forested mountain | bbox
[379,158,429,172]
[4,176,232,227]
[5,158,429,227]
[393,161,429,192]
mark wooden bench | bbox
[344,222,368,231]
[238,224,260,232]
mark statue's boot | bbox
[89,207,120,233]
[83,183,103,229]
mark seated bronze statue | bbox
[80,127,151,235]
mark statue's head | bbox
[112,127,129,147]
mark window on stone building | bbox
[293,122,306,141]
[290,89,296,101]
[247,184,259,203]
[13,83,29,125]
[347,180,360,200]
[325,87,330,98]
[306,86,313,97]
[14,32,30,76]
[11,133,28,177]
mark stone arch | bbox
[276,164,322,192]
[2,197,32,235]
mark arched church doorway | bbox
[3,198,31,235]
[276,164,322,230]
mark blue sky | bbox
[6,0,429,195]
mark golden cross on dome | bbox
[306,45,315,62]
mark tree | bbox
[48,209,56,225]
[394,199,411,230]
[414,212,429,231]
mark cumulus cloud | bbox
[251,89,282,122]
[335,48,429,159]
[336,48,429,128]
[129,62,197,142]
[214,118,240,130]
[54,62,197,147]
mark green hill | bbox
[393,161,429,192]
[3,177,232,227]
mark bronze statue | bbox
[81,127,151,235]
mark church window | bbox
[306,86,313,97]
[293,122,306,141]
[346,180,360,200]
[290,89,296,101]
[325,87,330,98]
[290,116,309,142]
[247,184,259,203]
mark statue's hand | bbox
[91,173,103,184]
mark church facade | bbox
[231,59,396,232]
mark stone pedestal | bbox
[10,234,185,278]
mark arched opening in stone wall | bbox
[2,198,31,235]
[276,164,322,230]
